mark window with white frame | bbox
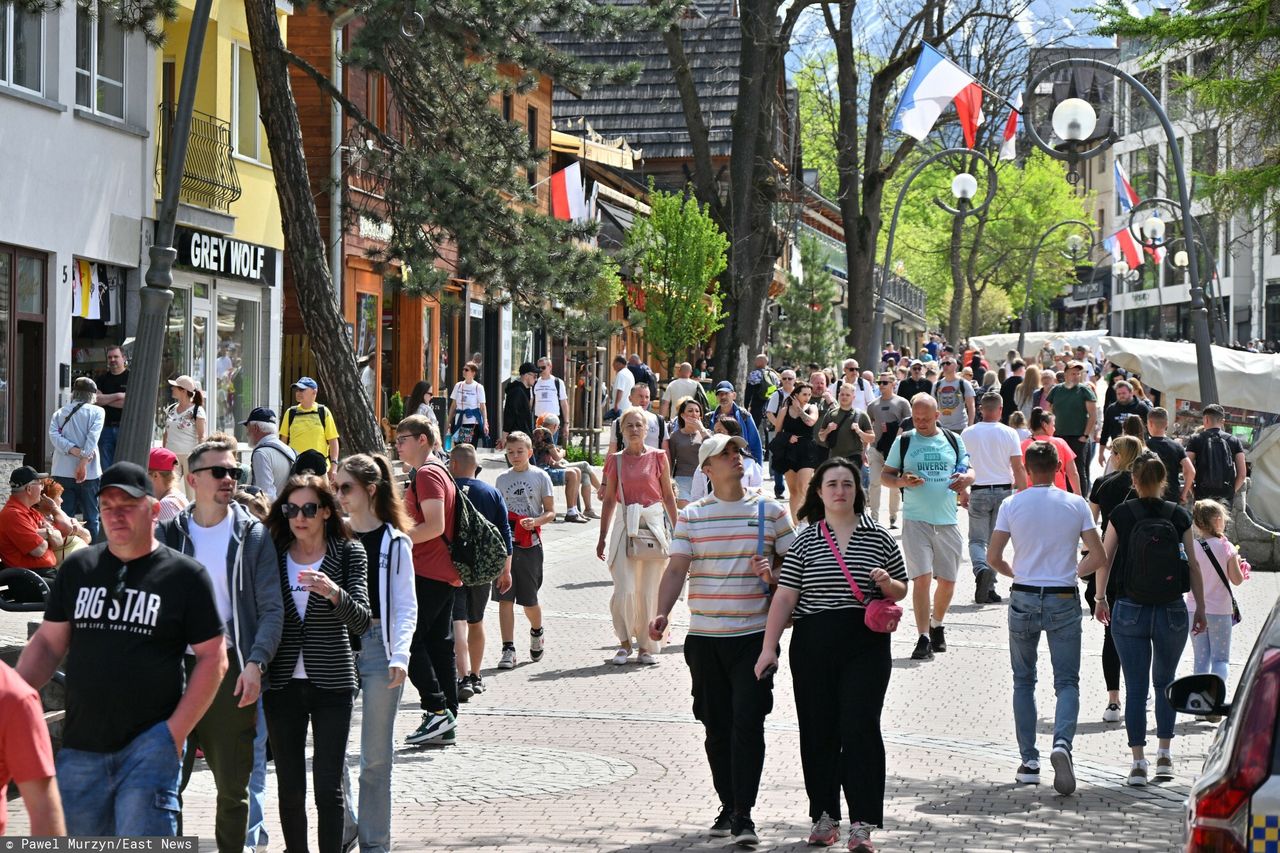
[75,0,125,118]
[232,44,270,164]
[0,2,44,95]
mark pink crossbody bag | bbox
[818,521,902,633]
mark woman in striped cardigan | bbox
[264,474,371,853]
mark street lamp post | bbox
[1018,219,1096,354]
[1023,58,1219,405]
[115,0,216,467]
[1127,197,1230,343]
[871,147,998,360]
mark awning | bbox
[968,329,1110,360]
[1100,336,1280,414]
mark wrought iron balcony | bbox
[872,266,927,319]
[155,104,243,214]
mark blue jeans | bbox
[56,719,183,836]
[1191,613,1234,686]
[1008,590,1083,763]
[967,488,1011,577]
[245,699,269,850]
[99,425,119,470]
[54,476,100,541]
[342,623,404,853]
[1110,598,1189,746]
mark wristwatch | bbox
[248,659,267,676]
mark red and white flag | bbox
[999,93,1022,161]
[550,162,587,222]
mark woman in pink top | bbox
[1021,408,1082,495]
[1188,500,1245,697]
[596,406,678,666]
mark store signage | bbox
[173,225,278,286]
[469,301,485,319]
[1072,278,1104,301]
[1132,291,1149,304]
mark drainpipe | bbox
[330,14,354,302]
[1256,208,1266,341]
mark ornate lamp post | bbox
[871,147,998,358]
[1128,198,1229,343]
[1018,219,1097,354]
[1023,58,1218,404]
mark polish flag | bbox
[1105,227,1144,269]
[891,43,982,143]
[550,162,587,222]
[999,93,1022,161]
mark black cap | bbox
[241,406,277,426]
[519,362,538,376]
[9,466,49,488]
[291,450,329,477]
[97,462,154,498]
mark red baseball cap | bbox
[148,447,179,472]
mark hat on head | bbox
[292,376,319,391]
[9,466,49,489]
[519,362,538,377]
[714,381,734,394]
[148,447,178,472]
[168,375,200,394]
[291,449,329,477]
[98,462,154,498]
[698,434,747,469]
[241,406,277,426]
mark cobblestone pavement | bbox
[5,450,1274,851]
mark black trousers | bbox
[263,679,354,853]
[1061,435,1090,496]
[789,609,892,826]
[1084,577,1122,692]
[683,632,774,814]
[408,576,458,715]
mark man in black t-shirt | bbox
[1098,380,1151,468]
[1186,404,1248,505]
[999,361,1025,424]
[896,361,933,401]
[17,462,226,837]
[93,345,129,469]
[1145,408,1194,504]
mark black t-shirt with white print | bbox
[778,514,907,619]
[45,543,223,753]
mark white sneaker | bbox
[1051,745,1076,795]
[1155,750,1174,779]
[1102,703,1122,723]
[637,651,659,665]
[610,647,631,665]
[498,647,517,669]
[1127,759,1149,787]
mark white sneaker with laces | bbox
[1102,703,1122,723]
[1155,750,1174,779]
[498,647,517,669]
[1127,758,1150,787]
[637,651,659,665]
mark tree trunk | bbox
[968,282,986,338]
[242,0,383,456]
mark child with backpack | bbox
[1188,499,1246,707]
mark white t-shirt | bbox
[765,388,791,416]
[533,376,567,418]
[451,380,487,423]
[994,485,1095,587]
[962,421,1025,487]
[187,511,234,647]
[612,368,635,406]
[285,554,321,680]
[662,377,703,407]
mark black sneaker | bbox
[929,624,947,652]
[911,635,934,661]
[974,568,996,604]
[730,814,759,847]
[457,677,474,703]
[1015,761,1041,784]
[468,673,485,695]
[709,805,733,838]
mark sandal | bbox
[610,647,632,665]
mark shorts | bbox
[675,475,695,501]
[544,466,566,487]
[900,520,964,581]
[452,584,491,624]
[493,545,544,607]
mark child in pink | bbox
[1188,500,1246,693]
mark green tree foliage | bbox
[775,235,845,368]
[625,184,729,377]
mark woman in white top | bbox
[163,374,207,497]
[447,362,489,446]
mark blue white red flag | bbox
[891,43,983,144]
[1115,160,1141,214]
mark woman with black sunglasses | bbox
[264,475,371,853]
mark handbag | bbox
[818,521,902,633]
[615,452,670,560]
[1198,538,1242,625]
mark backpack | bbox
[284,404,329,437]
[628,363,658,399]
[896,427,961,469]
[419,463,507,586]
[1123,501,1189,604]
[1194,430,1237,494]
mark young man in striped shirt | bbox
[649,434,796,848]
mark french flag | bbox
[550,162,587,222]
[1105,227,1144,269]
[999,93,1022,161]
[1115,160,1141,214]
[891,43,983,146]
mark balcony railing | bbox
[873,266,927,318]
[155,104,242,214]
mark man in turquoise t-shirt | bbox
[882,393,976,662]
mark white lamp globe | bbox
[1174,249,1190,269]
[1115,260,1130,278]
[1143,214,1166,242]
[1065,234,1086,256]
[951,173,978,201]
[1051,98,1098,142]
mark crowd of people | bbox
[0,336,1258,853]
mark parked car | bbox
[1168,602,1280,853]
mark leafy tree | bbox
[625,184,729,378]
[775,235,845,368]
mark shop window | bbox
[0,246,47,457]
[75,0,125,118]
[1266,282,1280,342]
[158,287,189,428]
[232,44,270,164]
[526,105,538,185]
[0,2,43,95]
[216,295,259,441]
[16,255,43,314]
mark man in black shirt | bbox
[897,361,933,400]
[1097,380,1151,469]
[499,362,537,449]
[17,462,226,837]
[999,360,1025,423]
[93,345,129,469]
[1145,408,1194,504]
[1186,404,1248,505]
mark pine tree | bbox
[775,235,845,369]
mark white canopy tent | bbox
[968,329,1110,361]
[1099,337,1280,415]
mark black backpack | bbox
[1194,431,1237,494]
[1123,501,1189,604]
[628,363,658,400]
[283,404,330,436]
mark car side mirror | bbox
[1167,674,1230,717]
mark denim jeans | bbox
[54,476,101,541]
[1191,613,1234,686]
[342,622,404,853]
[865,447,900,524]
[99,424,119,470]
[1110,597,1189,746]
[1008,590,1082,764]
[56,719,183,836]
[245,699,269,850]
[967,488,1011,577]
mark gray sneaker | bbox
[530,628,545,662]
[498,646,517,669]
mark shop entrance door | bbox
[191,299,214,428]
[13,320,45,467]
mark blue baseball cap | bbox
[714,381,734,394]
[241,406,277,426]
[291,376,318,391]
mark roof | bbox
[546,1,741,161]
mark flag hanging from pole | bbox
[890,43,983,144]
[1105,227,1144,269]
[550,162,587,222]
[999,93,1022,161]
[1115,160,1141,214]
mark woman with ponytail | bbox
[334,454,418,852]
[1020,408,1081,494]
[163,375,207,497]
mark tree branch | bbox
[282,47,402,153]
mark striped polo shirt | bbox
[670,494,796,637]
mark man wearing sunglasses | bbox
[933,357,976,432]
[834,359,875,413]
[158,436,284,851]
[18,462,227,837]
[896,361,933,401]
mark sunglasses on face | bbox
[878,380,892,386]
[281,502,321,519]
[191,465,244,482]
[336,482,364,495]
